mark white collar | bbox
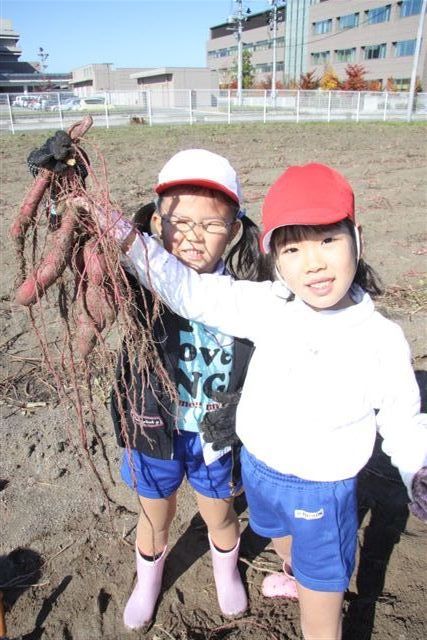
[294,285,375,329]
[271,282,375,329]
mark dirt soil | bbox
[1,122,426,640]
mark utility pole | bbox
[237,1,243,105]
[269,0,278,98]
[228,0,247,106]
[407,0,426,121]
[37,47,49,73]
[37,47,49,92]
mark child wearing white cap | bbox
[107,162,426,640]
[111,149,268,629]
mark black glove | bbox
[27,130,73,176]
[409,466,427,522]
[200,390,241,451]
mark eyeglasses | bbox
[160,214,234,235]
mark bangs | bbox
[158,185,240,218]
[271,220,350,255]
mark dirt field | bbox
[1,122,426,640]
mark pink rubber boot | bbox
[123,544,167,630]
[209,534,248,616]
[262,561,299,600]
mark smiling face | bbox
[152,186,240,274]
[273,222,359,311]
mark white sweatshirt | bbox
[126,233,427,492]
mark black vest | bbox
[111,283,254,460]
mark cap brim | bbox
[155,178,240,204]
[261,210,352,254]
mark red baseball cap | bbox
[261,163,355,253]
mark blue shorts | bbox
[241,447,357,593]
[121,431,241,500]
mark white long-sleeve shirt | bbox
[126,233,427,492]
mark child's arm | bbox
[374,323,427,513]
[123,230,271,342]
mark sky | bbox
[1,0,274,73]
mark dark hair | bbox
[226,213,272,281]
[133,199,268,282]
[270,219,383,298]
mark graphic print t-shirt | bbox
[176,317,234,433]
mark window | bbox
[312,19,332,35]
[365,5,391,24]
[394,39,416,56]
[399,0,422,17]
[208,46,237,59]
[363,43,387,60]
[338,13,359,30]
[255,62,284,73]
[335,48,356,63]
[311,51,331,64]
[251,37,285,52]
[393,77,411,90]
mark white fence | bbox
[1,89,426,133]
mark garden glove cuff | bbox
[409,466,427,522]
[200,390,241,451]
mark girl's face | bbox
[275,225,358,311]
[152,187,240,274]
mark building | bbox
[207,4,286,87]
[0,18,70,93]
[70,63,148,96]
[285,0,313,84]
[309,0,427,90]
[207,1,427,90]
[130,67,219,107]
[70,64,218,107]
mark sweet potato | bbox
[67,115,93,142]
[14,205,75,305]
[76,281,117,358]
[10,115,93,247]
[83,239,108,286]
[10,170,52,242]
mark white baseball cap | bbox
[155,149,242,205]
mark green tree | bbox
[231,48,255,89]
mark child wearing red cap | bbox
[111,149,270,630]
[109,162,427,640]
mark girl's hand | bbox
[72,199,135,249]
[409,467,427,522]
[98,209,135,247]
[28,131,74,175]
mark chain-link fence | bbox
[1,89,426,133]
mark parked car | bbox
[12,95,31,107]
[71,96,115,111]
[51,98,81,111]
[12,95,39,108]
[32,97,58,111]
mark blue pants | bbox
[242,447,358,592]
[121,431,241,499]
